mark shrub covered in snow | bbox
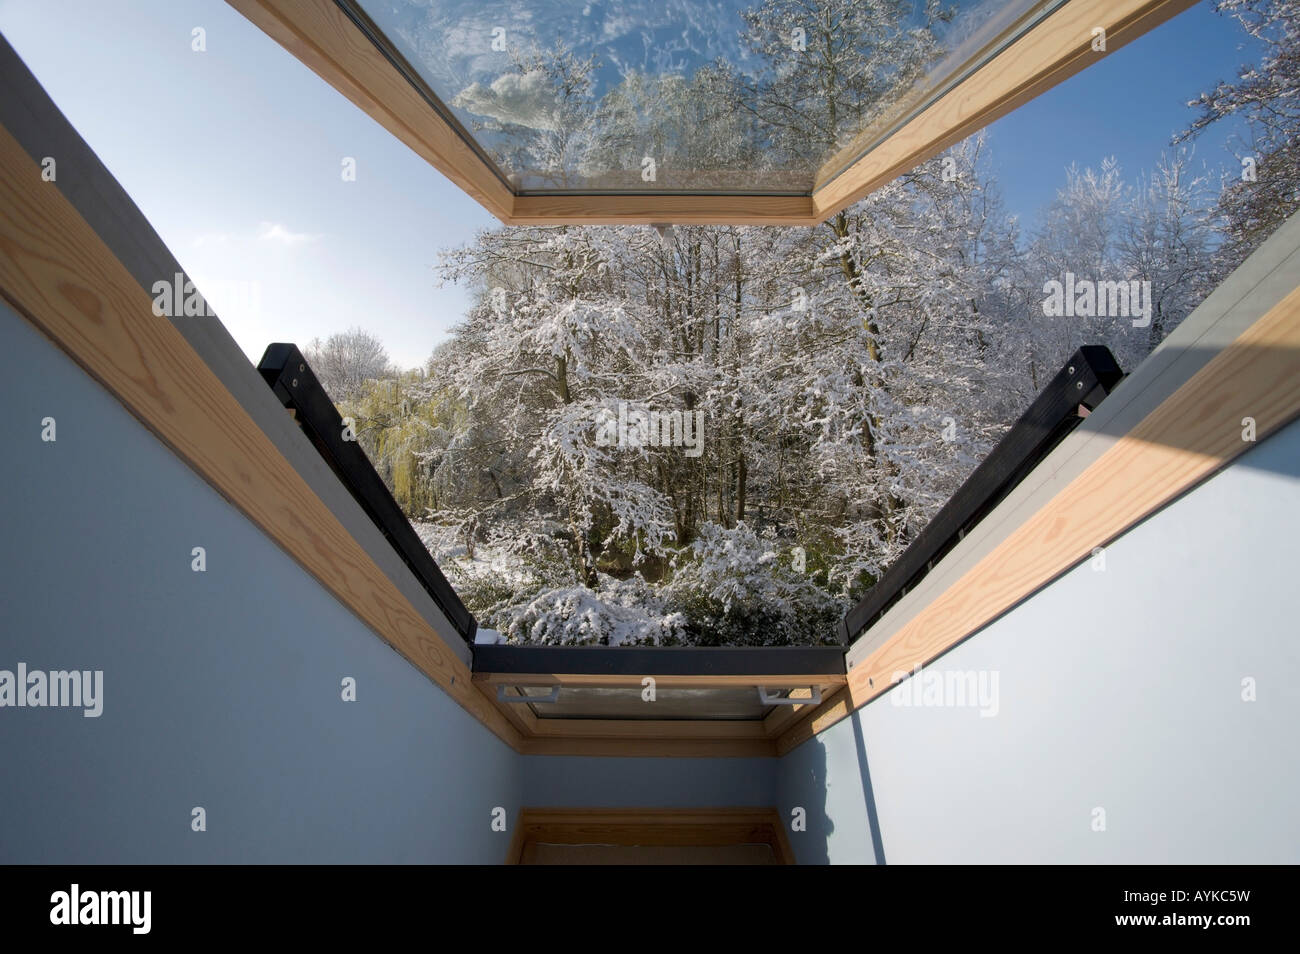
[660,523,846,646]
[493,576,687,646]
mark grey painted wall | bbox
[0,305,519,863]
[779,415,1300,864]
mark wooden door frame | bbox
[505,808,796,864]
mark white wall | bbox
[780,415,1300,863]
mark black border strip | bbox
[840,345,1124,643]
[472,644,846,676]
[257,342,478,644]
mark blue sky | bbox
[0,0,1258,370]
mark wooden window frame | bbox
[226,0,1196,226]
[4,28,1296,761]
[476,674,843,757]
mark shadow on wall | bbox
[799,740,834,865]
[850,712,888,866]
[781,708,888,864]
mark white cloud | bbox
[256,221,320,245]
[192,222,321,248]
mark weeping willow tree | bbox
[338,370,451,518]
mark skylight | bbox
[346,0,1059,195]
[230,0,1186,223]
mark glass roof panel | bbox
[347,0,1064,195]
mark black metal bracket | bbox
[838,345,1124,645]
[257,343,477,645]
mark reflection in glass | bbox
[350,0,1062,194]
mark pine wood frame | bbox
[225,0,1196,226]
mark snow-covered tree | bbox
[303,327,395,403]
[1177,0,1300,264]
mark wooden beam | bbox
[812,0,1197,221]
[519,737,777,758]
[507,194,815,227]
[0,122,521,751]
[508,807,795,865]
[778,284,1300,755]
[527,719,770,740]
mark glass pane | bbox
[509,685,801,720]
[349,0,1062,194]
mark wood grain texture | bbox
[527,719,771,740]
[778,285,1300,755]
[813,0,1197,220]
[519,736,777,758]
[507,808,795,864]
[508,193,815,226]
[226,0,515,221]
[0,123,522,749]
[519,842,778,863]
